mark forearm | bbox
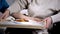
[12,12,42,22]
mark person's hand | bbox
[43,17,52,28]
[1,10,9,19]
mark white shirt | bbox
[8,0,60,23]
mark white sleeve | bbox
[51,12,60,23]
[8,0,32,14]
[8,0,21,14]
[8,0,31,14]
[20,9,28,15]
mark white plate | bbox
[0,20,46,27]
[14,20,46,27]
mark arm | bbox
[12,12,42,22]
[9,0,42,21]
[8,0,32,15]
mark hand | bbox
[1,10,9,19]
[43,17,52,28]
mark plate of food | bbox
[14,19,30,24]
[14,19,46,27]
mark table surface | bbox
[0,21,45,29]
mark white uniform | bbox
[8,0,60,23]
[8,0,60,34]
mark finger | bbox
[43,18,48,28]
[46,19,51,28]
